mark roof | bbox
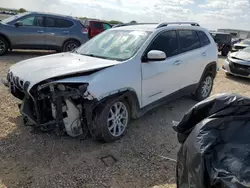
[112,24,158,31]
[112,22,203,31]
[30,11,78,20]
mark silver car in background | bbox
[0,12,90,55]
[223,47,250,78]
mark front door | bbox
[11,15,45,48]
[141,30,182,107]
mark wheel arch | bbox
[94,89,141,119]
[62,38,81,49]
[197,61,217,88]
[0,33,11,48]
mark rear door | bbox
[44,16,75,49]
[10,14,45,48]
[175,29,205,89]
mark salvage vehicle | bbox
[222,46,250,78]
[210,32,232,56]
[4,22,218,142]
[232,39,250,52]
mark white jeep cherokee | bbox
[6,22,218,142]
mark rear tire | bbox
[193,74,214,101]
[0,36,9,56]
[222,46,229,56]
[62,40,80,52]
[89,99,130,142]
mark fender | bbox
[0,33,12,48]
[197,61,217,89]
[95,89,141,119]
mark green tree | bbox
[130,20,137,23]
[109,20,122,24]
[18,8,26,13]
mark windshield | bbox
[240,40,250,45]
[1,12,30,24]
[76,30,151,61]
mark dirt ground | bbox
[0,51,249,188]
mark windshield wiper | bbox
[81,53,108,59]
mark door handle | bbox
[37,30,44,33]
[202,52,207,56]
[173,60,182,65]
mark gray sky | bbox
[1,0,249,30]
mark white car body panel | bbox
[9,52,120,91]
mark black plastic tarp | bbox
[173,93,250,188]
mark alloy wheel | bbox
[201,76,213,98]
[107,101,129,137]
[66,43,78,51]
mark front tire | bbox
[193,74,214,101]
[0,36,9,56]
[90,99,130,142]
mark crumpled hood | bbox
[230,51,250,61]
[9,52,119,90]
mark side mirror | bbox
[14,21,23,27]
[146,50,166,61]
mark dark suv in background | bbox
[210,32,232,56]
[0,12,90,55]
[80,19,112,39]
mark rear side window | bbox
[148,30,179,58]
[55,19,74,28]
[103,23,111,30]
[45,17,74,28]
[91,22,103,29]
[198,31,210,46]
[178,30,200,53]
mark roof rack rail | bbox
[113,23,158,28]
[156,22,200,28]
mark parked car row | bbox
[0,10,17,15]
[4,22,218,142]
[210,31,250,56]
[0,12,112,55]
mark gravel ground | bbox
[0,51,249,188]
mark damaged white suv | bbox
[5,22,218,142]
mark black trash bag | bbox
[173,93,250,188]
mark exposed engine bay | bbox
[8,71,97,139]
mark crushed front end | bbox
[7,71,97,138]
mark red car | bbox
[80,19,112,38]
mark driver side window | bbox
[147,30,179,58]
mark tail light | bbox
[82,27,88,34]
